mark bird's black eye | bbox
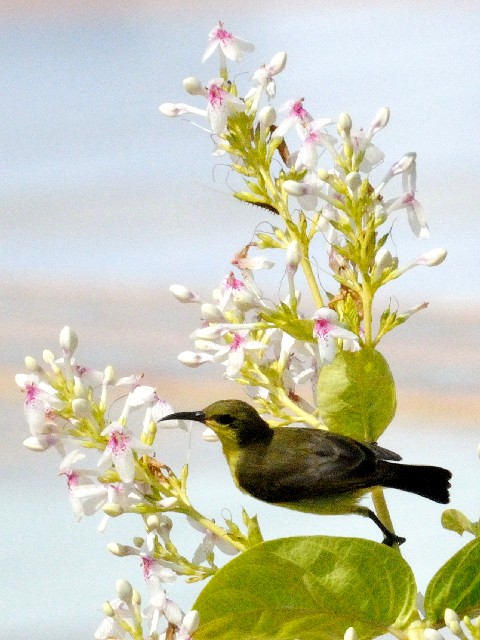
[216,414,235,426]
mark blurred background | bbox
[1,1,479,638]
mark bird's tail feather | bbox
[377,461,451,504]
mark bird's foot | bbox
[382,532,406,547]
[361,508,406,547]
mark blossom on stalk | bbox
[160,76,245,136]
[97,422,152,484]
[188,517,239,564]
[15,373,60,435]
[204,329,265,378]
[294,119,336,170]
[313,308,359,364]
[94,598,129,639]
[202,22,254,64]
[245,51,287,112]
[383,191,429,238]
[59,449,103,521]
[272,98,313,139]
[136,533,178,593]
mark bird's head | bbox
[160,399,272,447]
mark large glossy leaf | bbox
[194,536,417,640]
[425,538,480,624]
[317,348,396,441]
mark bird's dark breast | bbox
[235,428,380,504]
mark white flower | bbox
[295,119,336,171]
[202,22,254,63]
[15,373,60,434]
[245,51,287,111]
[188,518,239,564]
[206,78,245,135]
[272,98,313,139]
[384,191,429,239]
[312,308,359,364]
[97,422,152,484]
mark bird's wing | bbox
[237,428,379,503]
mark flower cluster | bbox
[161,21,447,429]
[16,326,261,639]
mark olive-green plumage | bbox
[161,399,451,545]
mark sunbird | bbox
[161,399,451,545]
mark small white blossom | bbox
[202,22,254,63]
[313,308,359,364]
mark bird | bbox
[160,399,451,546]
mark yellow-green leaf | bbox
[425,538,480,624]
[317,348,396,440]
[194,536,417,640]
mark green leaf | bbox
[441,509,477,537]
[425,538,480,624]
[194,536,417,640]
[317,348,396,440]
[259,305,315,343]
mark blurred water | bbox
[1,3,480,639]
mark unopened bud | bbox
[183,76,205,96]
[59,326,78,353]
[74,379,87,399]
[103,503,123,517]
[132,590,142,606]
[159,496,178,509]
[25,356,41,373]
[344,628,358,640]
[317,168,330,182]
[116,579,133,602]
[258,105,276,128]
[103,365,116,385]
[159,102,182,117]
[424,629,445,640]
[107,542,128,556]
[102,601,115,617]
[72,398,90,418]
[286,239,302,274]
[191,325,225,340]
[445,609,460,626]
[337,112,352,135]
[182,611,200,634]
[282,180,309,196]
[42,349,55,364]
[416,248,447,267]
[375,248,395,272]
[369,107,390,136]
[178,351,212,368]
[23,436,49,452]
[269,51,287,73]
[345,172,362,194]
[146,515,161,531]
[169,284,200,303]
[201,303,224,322]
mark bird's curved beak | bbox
[159,410,206,424]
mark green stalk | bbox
[185,507,247,552]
